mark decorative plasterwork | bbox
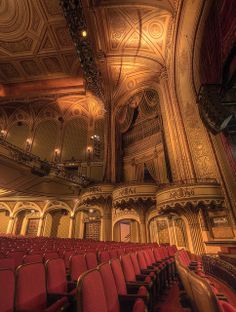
[112,208,140,223]
[79,184,114,206]
[156,182,225,213]
[112,183,157,209]
[0,0,80,83]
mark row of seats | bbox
[0,240,177,312]
[175,250,236,312]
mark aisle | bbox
[154,282,191,312]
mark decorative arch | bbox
[43,201,73,216]
[13,202,42,217]
[0,202,12,215]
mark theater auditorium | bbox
[0,0,235,311]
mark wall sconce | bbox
[86,147,92,163]
[91,134,101,159]
[0,129,7,139]
[89,208,94,213]
[81,30,87,38]
[26,138,32,152]
[54,148,60,162]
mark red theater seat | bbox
[23,254,43,264]
[77,268,146,312]
[85,252,98,270]
[46,258,76,300]
[70,254,88,282]
[0,258,15,270]
[0,269,15,312]
[15,262,68,312]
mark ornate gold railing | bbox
[202,255,236,291]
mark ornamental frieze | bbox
[156,182,224,213]
[169,187,195,199]
[113,183,157,209]
[80,184,114,206]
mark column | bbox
[7,217,15,234]
[103,211,112,241]
[184,206,205,254]
[139,210,147,243]
[68,216,75,238]
[159,67,195,181]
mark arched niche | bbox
[74,208,102,241]
[13,208,40,236]
[62,117,88,161]
[0,208,10,234]
[31,120,58,161]
[113,218,140,243]
[43,208,70,238]
[6,122,29,149]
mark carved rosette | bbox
[79,184,114,206]
[156,182,224,214]
[112,184,157,209]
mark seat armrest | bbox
[126,281,152,289]
[48,292,75,303]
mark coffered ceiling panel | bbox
[0,0,80,83]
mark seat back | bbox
[70,254,88,281]
[109,250,118,259]
[0,269,15,312]
[99,251,110,263]
[110,258,127,295]
[44,252,58,262]
[99,262,120,312]
[15,263,47,311]
[23,254,43,264]
[46,258,67,293]
[188,270,220,312]
[77,269,108,312]
[176,257,195,305]
[130,253,141,275]
[85,252,98,270]
[137,251,148,270]
[121,254,136,282]
[0,258,15,270]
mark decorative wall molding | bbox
[156,181,225,213]
[113,183,157,209]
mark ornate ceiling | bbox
[0,0,80,84]
[84,0,175,103]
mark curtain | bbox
[135,163,144,181]
[145,159,159,182]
